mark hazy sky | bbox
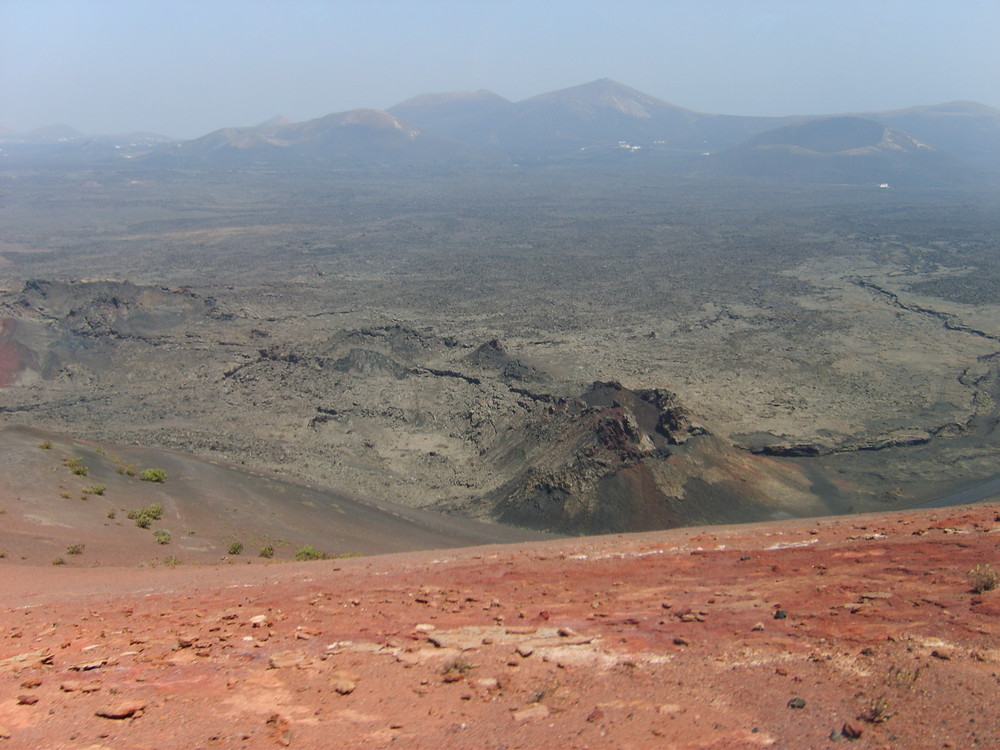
[2,0,998,138]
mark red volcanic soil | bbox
[1,503,998,749]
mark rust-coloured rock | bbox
[95,701,145,719]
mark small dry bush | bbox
[969,564,998,593]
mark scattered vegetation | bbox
[37,440,52,450]
[228,541,244,555]
[887,664,920,688]
[0,548,8,559]
[51,557,66,566]
[67,543,85,555]
[62,457,89,476]
[153,529,172,545]
[293,545,327,561]
[259,545,275,558]
[858,696,893,724]
[116,463,136,476]
[59,491,72,499]
[128,503,164,529]
[139,468,167,483]
[82,484,106,498]
[969,563,998,593]
[107,509,117,520]
[161,555,181,568]
[440,657,474,683]
[528,682,561,703]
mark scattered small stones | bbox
[95,700,145,719]
[265,713,291,747]
[773,609,788,620]
[16,695,38,706]
[677,610,706,622]
[859,591,892,601]
[787,697,806,709]
[70,659,108,672]
[512,704,550,723]
[268,650,309,669]
[841,722,863,740]
[586,707,604,723]
[330,670,357,695]
[19,676,42,689]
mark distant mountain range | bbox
[4,78,1000,184]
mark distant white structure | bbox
[879,183,891,189]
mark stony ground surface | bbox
[4,174,1000,523]
[1,502,998,749]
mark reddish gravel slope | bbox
[1,503,998,749]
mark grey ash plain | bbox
[3,110,1000,534]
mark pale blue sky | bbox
[2,0,998,137]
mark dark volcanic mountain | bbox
[391,79,794,160]
[870,100,1000,165]
[160,108,497,167]
[8,79,998,179]
[708,116,967,185]
[388,89,514,145]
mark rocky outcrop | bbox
[485,382,822,534]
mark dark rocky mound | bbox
[16,279,220,340]
[465,339,547,383]
[483,382,824,534]
[330,348,408,379]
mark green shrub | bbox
[161,555,180,568]
[107,509,117,520]
[153,529,171,545]
[128,503,164,529]
[259,545,275,558]
[37,440,52,450]
[294,545,326,561]
[228,541,244,556]
[51,557,66,566]
[62,456,89,477]
[67,543,85,555]
[83,484,106,496]
[116,464,136,476]
[139,468,167,483]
